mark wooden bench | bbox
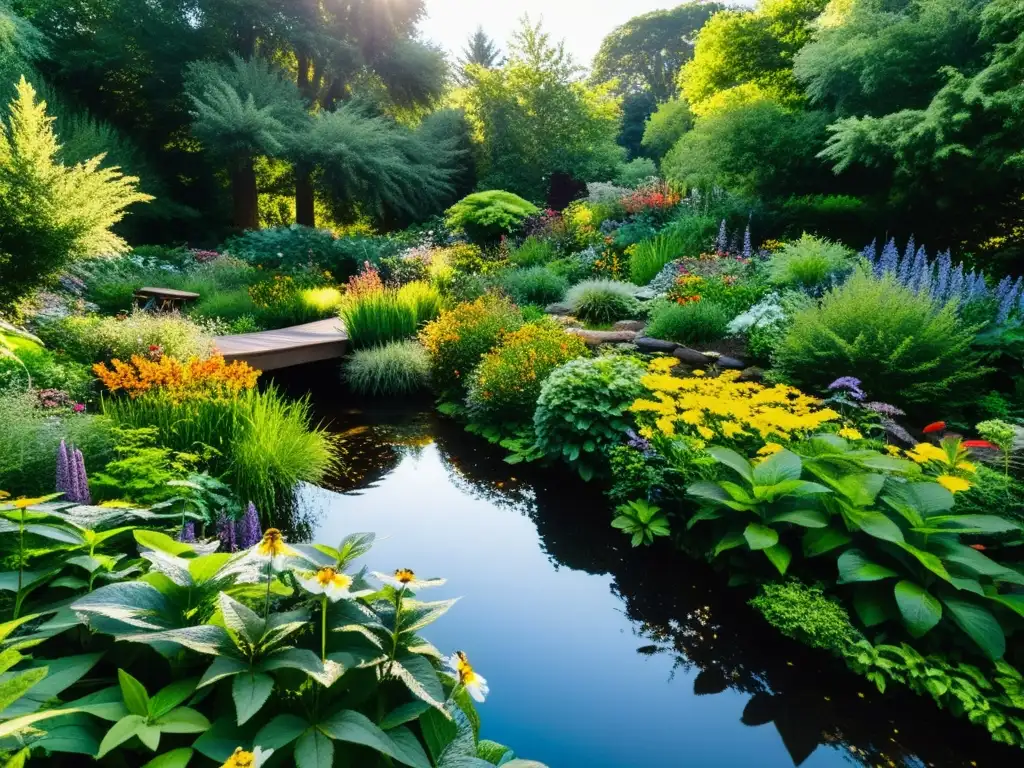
[134,287,201,313]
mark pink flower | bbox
[73,403,86,413]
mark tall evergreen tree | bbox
[456,26,502,83]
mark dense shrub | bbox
[533,354,647,480]
[444,190,540,243]
[774,271,984,406]
[509,236,556,267]
[36,311,215,364]
[443,242,508,276]
[750,581,857,650]
[419,296,524,398]
[0,334,92,400]
[498,266,569,306]
[565,280,640,324]
[645,300,730,346]
[615,157,658,187]
[766,234,857,293]
[345,340,432,397]
[466,322,588,425]
[224,225,399,279]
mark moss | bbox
[750,581,858,651]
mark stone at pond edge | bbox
[635,337,679,354]
[613,320,646,332]
[567,328,639,347]
[634,288,660,301]
[738,367,765,383]
[716,355,746,370]
[673,347,711,365]
[545,302,573,316]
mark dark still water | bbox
[277,368,1017,768]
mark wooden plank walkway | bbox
[215,318,348,371]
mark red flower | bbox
[922,421,947,434]
[149,345,161,351]
[969,544,987,552]
[963,440,999,450]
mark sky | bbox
[416,0,700,70]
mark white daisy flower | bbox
[220,746,273,768]
[252,528,297,571]
[296,566,372,602]
[443,650,489,703]
[372,568,446,591]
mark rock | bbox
[673,347,712,365]
[738,366,765,383]
[716,355,746,370]
[613,320,646,332]
[635,336,679,354]
[545,302,573,316]
[634,288,660,301]
[567,328,638,347]
[552,315,582,328]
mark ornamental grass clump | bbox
[644,300,729,346]
[497,266,569,306]
[419,295,523,398]
[774,271,984,407]
[565,279,640,324]
[466,322,588,425]
[630,357,840,448]
[345,340,431,397]
[339,290,418,350]
[767,234,857,293]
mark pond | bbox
[277,366,1017,768]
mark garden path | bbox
[215,318,347,371]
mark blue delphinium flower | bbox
[216,512,237,553]
[742,223,752,260]
[879,238,899,277]
[178,521,196,543]
[716,219,728,252]
[933,250,952,303]
[237,502,263,550]
[996,277,1023,325]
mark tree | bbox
[185,55,308,230]
[679,0,828,115]
[618,90,657,160]
[460,17,623,202]
[0,77,151,306]
[642,97,693,161]
[591,2,724,102]
[456,26,502,84]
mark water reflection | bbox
[294,393,1014,768]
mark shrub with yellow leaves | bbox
[630,358,840,449]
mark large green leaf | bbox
[232,672,274,726]
[942,597,1006,660]
[391,653,446,712]
[743,523,778,551]
[198,656,248,688]
[763,544,792,576]
[118,669,150,718]
[802,527,851,557]
[752,450,802,486]
[768,509,828,528]
[97,714,147,758]
[153,707,210,734]
[837,550,898,584]
[320,709,430,768]
[128,625,232,656]
[380,701,431,731]
[149,679,199,720]
[191,716,256,762]
[893,581,942,638]
[852,586,892,627]
[686,482,732,505]
[71,581,179,633]
[883,482,954,517]
[295,727,334,768]
[712,532,746,558]
[218,593,265,647]
[0,654,103,717]
[419,706,459,764]
[255,714,309,750]
[894,542,952,583]
[134,530,195,557]
[141,748,194,768]
[259,648,329,684]
[830,473,886,507]
[399,599,460,634]
[924,515,1023,536]
[707,446,754,484]
[0,668,47,714]
[842,507,904,543]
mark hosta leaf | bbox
[802,527,851,557]
[29,716,100,755]
[831,473,886,507]
[712,532,745,558]
[232,672,274,725]
[294,727,334,768]
[97,714,147,758]
[893,581,942,638]
[255,714,308,750]
[992,593,1024,620]
[852,586,891,628]
[320,709,430,768]
[707,446,754,484]
[837,550,898,584]
[23,523,84,545]
[134,530,195,557]
[187,554,235,585]
[686,482,731,505]
[942,597,1006,661]
[883,482,954,517]
[743,523,778,551]
[72,581,178,633]
[927,515,1022,535]
[763,543,792,575]
[842,507,904,543]
[685,507,724,529]
[894,542,952,583]
[141,748,194,768]
[129,625,233,656]
[752,449,802,486]
[768,508,828,528]
[391,653,446,712]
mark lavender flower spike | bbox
[237,502,263,549]
[56,440,71,498]
[216,512,237,553]
[72,449,91,505]
[178,521,196,543]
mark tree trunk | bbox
[232,155,259,231]
[295,165,315,227]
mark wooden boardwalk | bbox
[215,318,348,371]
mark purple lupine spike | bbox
[997,277,1023,325]
[1018,288,1024,320]
[716,220,728,252]
[56,440,71,498]
[178,521,196,543]
[216,512,237,553]
[948,263,964,305]
[73,449,90,505]
[910,246,928,291]
[827,376,866,401]
[237,502,262,549]
[67,444,82,504]
[897,238,915,286]
[742,224,752,260]
[861,239,878,266]
[934,250,951,303]
[994,275,1013,306]
[879,238,899,277]
[863,401,906,418]
[966,271,988,302]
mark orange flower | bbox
[93,354,260,402]
[922,421,947,434]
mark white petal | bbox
[253,746,274,767]
[467,680,488,703]
[296,576,324,594]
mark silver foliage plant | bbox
[862,238,1024,325]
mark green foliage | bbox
[37,311,214,365]
[565,280,641,324]
[89,427,198,506]
[444,191,539,244]
[345,341,431,397]
[642,98,694,161]
[629,231,690,285]
[533,355,647,480]
[0,391,114,496]
[466,322,588,426]
[224,227,401,281]
[497,267,568,306]
[645,300,730,345]
[0,78,152,307]
[419,296,524,398]
[508,236,556,268]
[615,158,657,188]
[766,234,857,292]
[461,18,624,200]
[0,334,92,401]
[339,292,418,351]
[774,271,985,406]
[750,581,857,650]
[612,499,671,546]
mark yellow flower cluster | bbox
[630,358,840,445]
[904,438,976,493]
